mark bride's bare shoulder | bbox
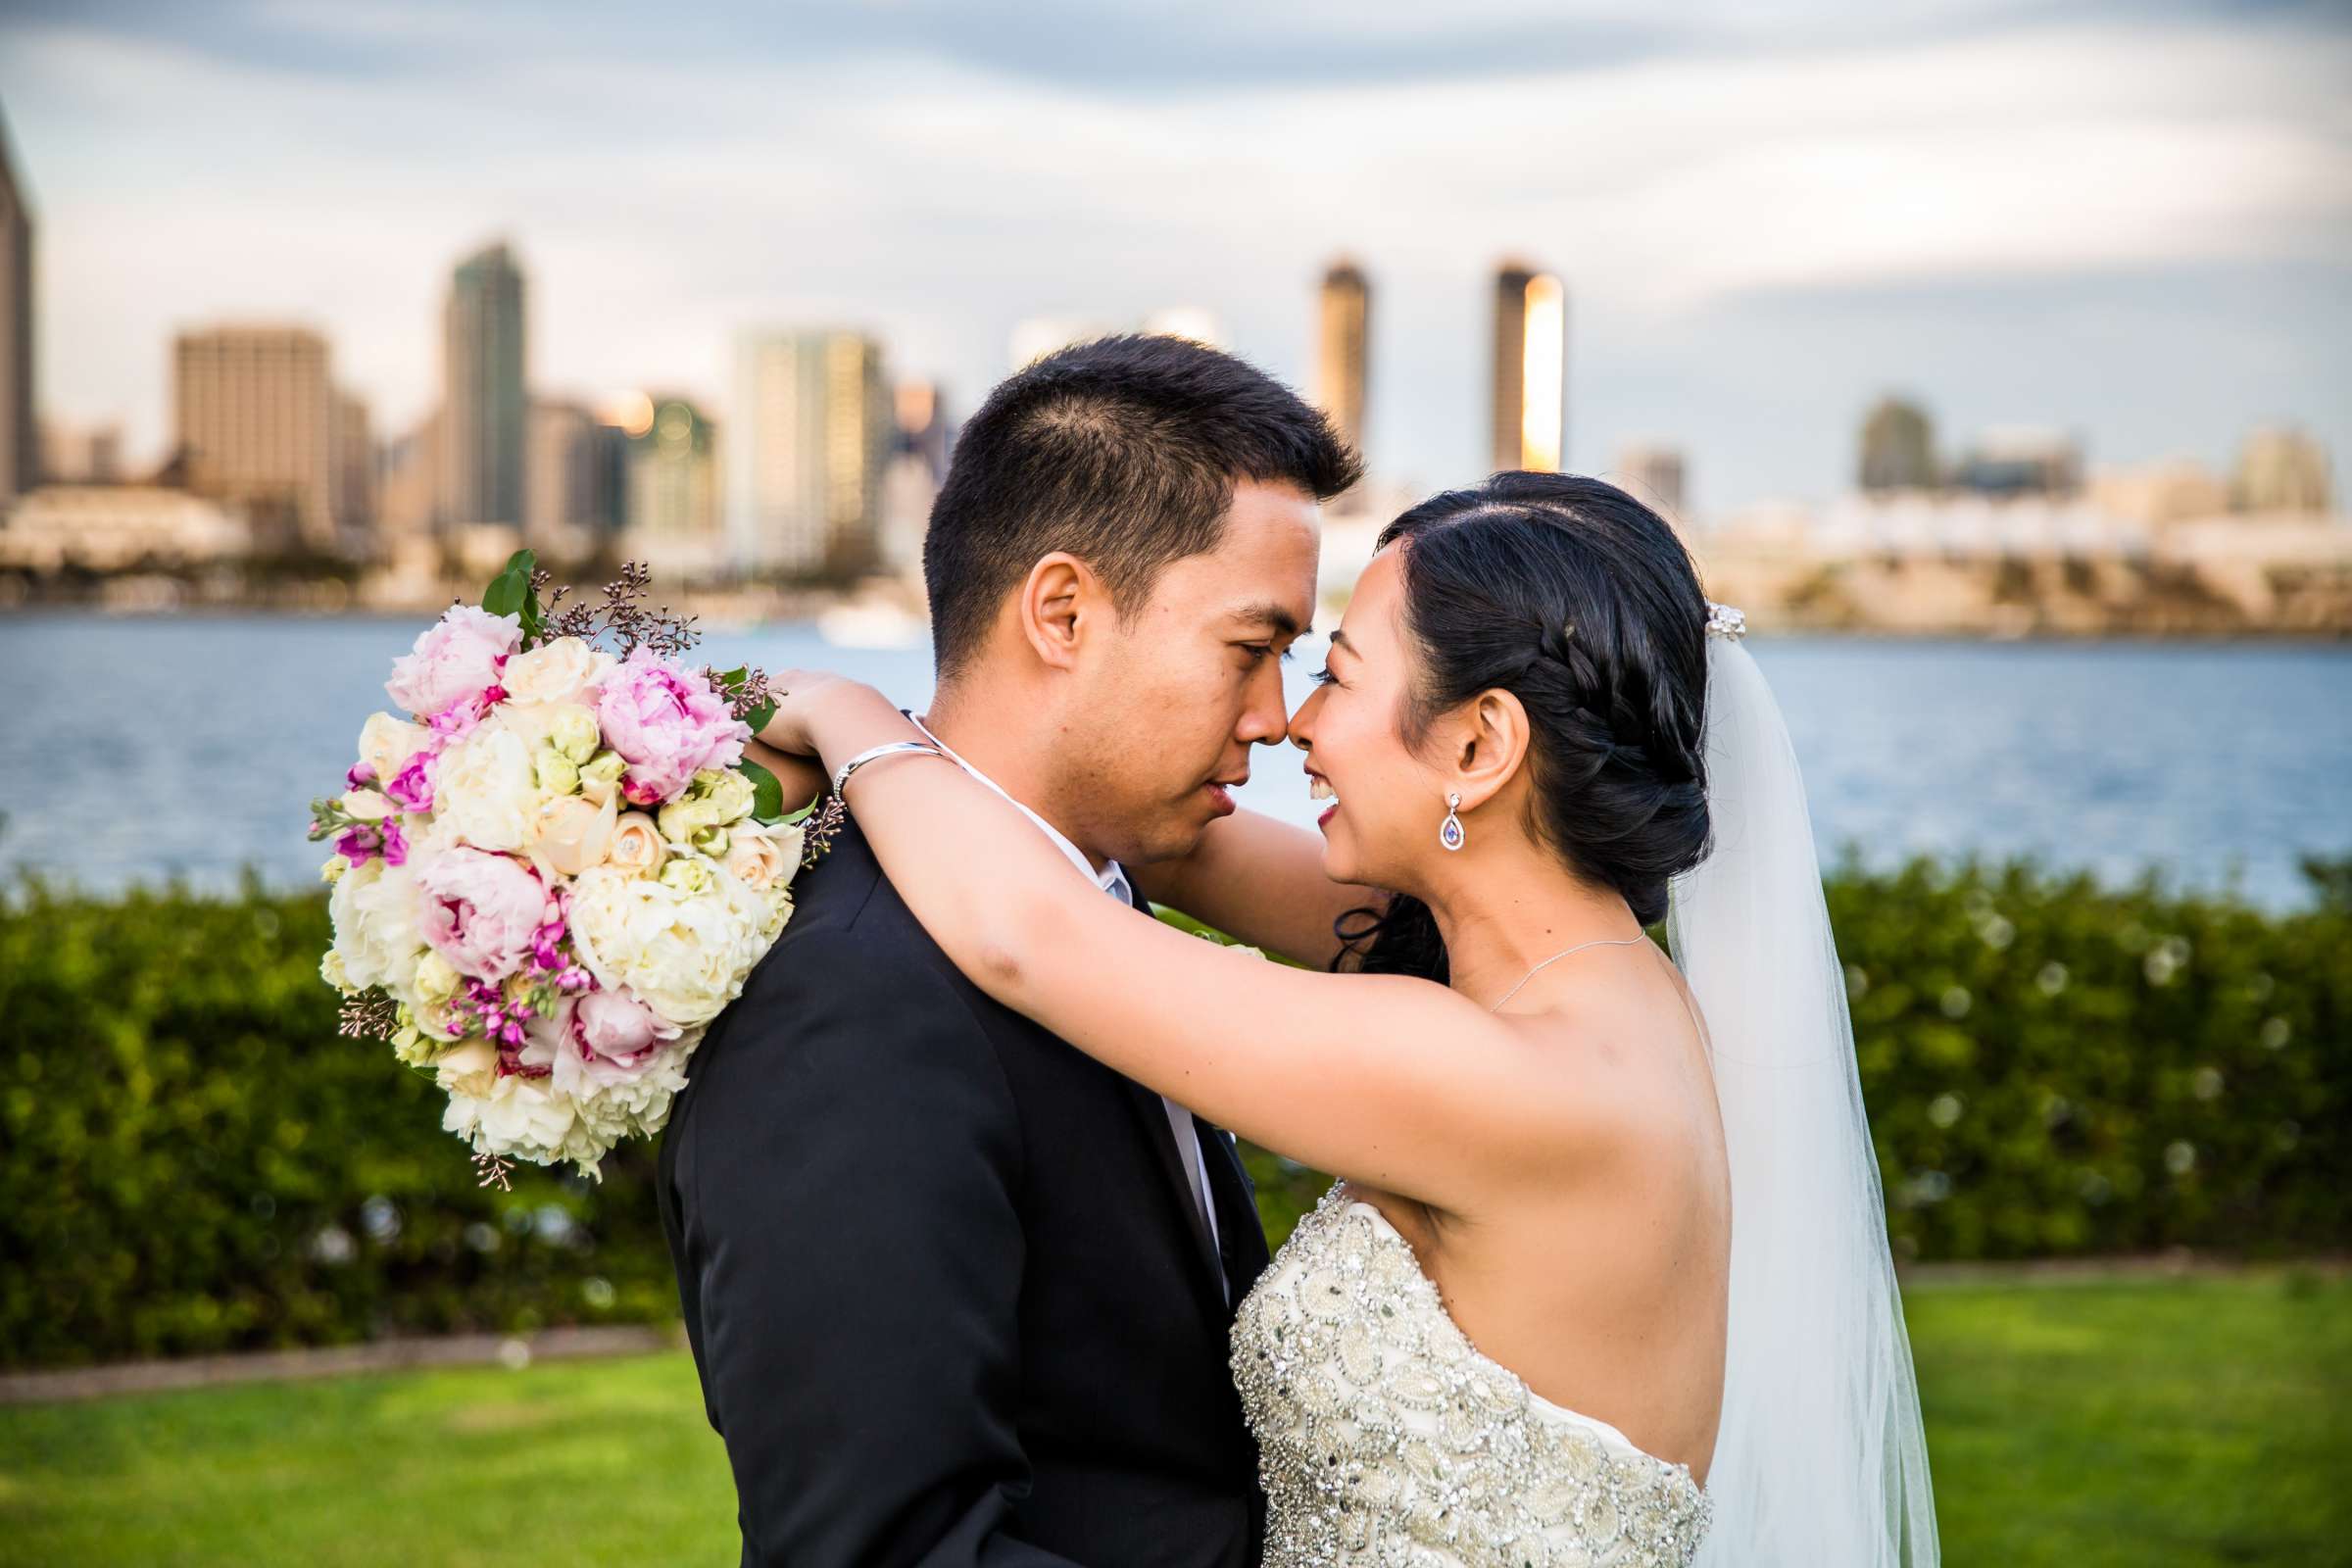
[1499,969,1716,1156]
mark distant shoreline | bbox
[3,599,2346,648]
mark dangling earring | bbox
[1439,792,1466,852]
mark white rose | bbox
[566,864,785,1028]
[500,637,614,709]
[547,705,601,764]
[657,795,724,846]
[577,750,627,807]
[535,748,581,796]
[432,721,542,853]
[704,767,758,824]
[604,811,665,876]
[359,711,433,785]
[328,857,426,997]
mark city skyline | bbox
[1,2,2347,516]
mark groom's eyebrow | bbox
[1231,602,1306,640]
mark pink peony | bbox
[568,987,679,1075]
[416,845,548,982]
[594,648,751,806]
[388,605,521,719]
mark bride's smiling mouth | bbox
[1306,768,1339,827]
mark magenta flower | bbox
[594,647,750,806]
[335,817,407,869]
[385,753,436,813]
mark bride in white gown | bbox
[758,472,1936,1567]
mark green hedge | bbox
[4,860,2346,1370]
[1,879,677,1371]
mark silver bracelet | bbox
[830,740,946,799]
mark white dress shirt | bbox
[906,717,1225,1285]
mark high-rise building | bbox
[1858,397,1937,493]
[2232,427,2332,514]
[0,110,33,505]
[1315,259,1371,478]
[625,395,721,571]
[442,241,527,529]
[1615,444,1687,520]
[1491,261,1566,473]
[526,397,598,551]
[332,391,372,536]
[726,329,892,578]
[173,324,337,549]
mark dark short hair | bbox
[922,334,1361,680]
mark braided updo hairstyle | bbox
[1336,472,1714,982]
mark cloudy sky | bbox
[3,0,2346,514]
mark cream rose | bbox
[433,1038,501,1099]
[528,790,618,878]
[358,711,433,785]
[604,811,665,875]
[339,788,396,822]
[500,636,615,709]
[432,722,542,852]
[722,825,790,892]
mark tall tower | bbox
[0,109,34,503]
[173,325,337,548]
[1491,261,1565,473]
[727,328,892,578]
[1858,396,1936,493]
[1315,259,1371,478]
[441,241,527,528]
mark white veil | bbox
[1670,615,1939,1567]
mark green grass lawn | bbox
[3,1271,2346,1567]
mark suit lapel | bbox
[1119,880,1248,1320]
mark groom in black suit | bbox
[660,335,1361,1566]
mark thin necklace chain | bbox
[1487,935,1648,1012]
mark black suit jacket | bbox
[660,816,1273,1567]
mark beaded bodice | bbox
[1231,1187,1711,1567]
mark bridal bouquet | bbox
[312,554,816,1182]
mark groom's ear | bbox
[1017,552,1102,672]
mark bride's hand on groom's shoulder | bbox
[752,669,900,765]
